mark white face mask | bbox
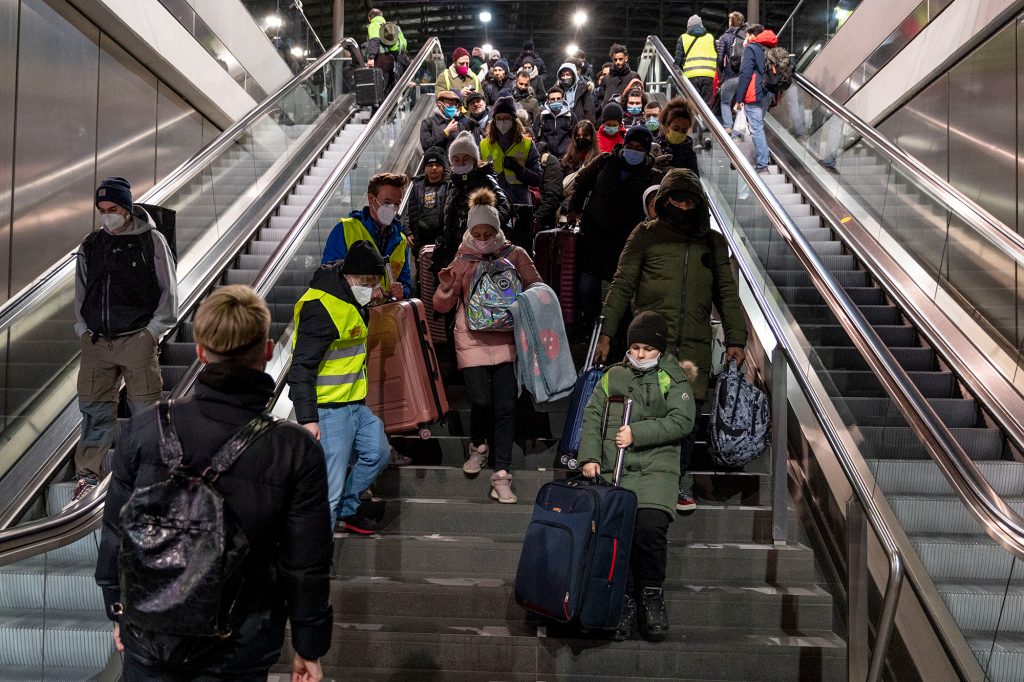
[374,202,398,226]
[452,163,475,175]
[626,351,660,371]
[101,212,127,232]
[495,119,514,135]
[351,285,375,306]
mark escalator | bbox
[0,37,443,679]
[637,34,1024,680]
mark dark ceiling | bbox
[249,1,800,67]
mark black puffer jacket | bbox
[96,363,332,672]
[535,152,565,230]
[434,164,513,272]
[598,65,641,109]
[567,146,664,281]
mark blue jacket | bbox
[736,42,772,109]
[322,207,413,298]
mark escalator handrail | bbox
[0,38,443,565]
[641,36,905,682]
[776,0,810,40]
[792,72,1024,269]
[0,37,364,332]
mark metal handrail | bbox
[776,0,809,39]
[0,36,362,330]
[792,73,1024,270]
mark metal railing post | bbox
[848,497,870,681]
[770,346,790,545]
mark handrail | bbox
[0,36,362,330]
[792,72,1024,270]
[776,0,809,39]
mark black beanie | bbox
[493,95,517,118]
[601,102,623,124]
[96,176,132,212]
[422,146,448,170]
[342,240,386,276]
[623,125,654,152]
[627,311,668,354]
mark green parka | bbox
[601,168,747,401]
[580,354,696,517]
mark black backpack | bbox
[727,29,745,71]
[118,401,276,654]
[764,47,794,93]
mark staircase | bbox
[270,358,847,680]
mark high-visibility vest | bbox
[443,67,481,93]
[292,289,368,404]
[367,15,407,53]
[338,217,407,290]
[680,33,718,79]
[480,137,532,187]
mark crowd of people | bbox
[78,8,789,679]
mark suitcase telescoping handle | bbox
[602,395,633,487]
[582,314,605,375]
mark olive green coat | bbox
[579,355,696,518]
[601,168,747,400]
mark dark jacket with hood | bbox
[655,132,699,175]
[511,85,541,127]
[434,163,513,272]
[716,25,747,80]
[287,263,372,422]
[600,169,748,400]
[533,102,577,158]
[598,63,641,109]
[737,30,779,109]
[420,110,470,152]
[567,146,664,282]
[556,62,596,123]
[484,76,511,106]
[406,165,450,250]
[534,151,565,230]
[97,362,332,672]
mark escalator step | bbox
[854,426,1001,461]
[799,323,916,347]
[764,253,855,272]
[815,345,934,371]
[788,304,900,326]
[0,609,112,668]
[161,365,191,389]
[0,563,101,611]
[749,240,843,257]
[825,369,954,399]
[869,458,1024,496]
[889,495,1021,535]
[776,285,884,306]
[838,396,975,428]
[161,342,197,366]
[911,535,1024,582]
[769,269,868,288]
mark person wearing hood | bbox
[736,25,779,173]
[288,241,391,534]
[512,39,547,78]
[594,169,748,512]
[519,55,546,95]
[716,11,748,131]
[420,90,469,152]
[566,126,664,334]
[484,58,512,105]
[675,14,718,112]
[322,172,412,300]
[480,95,544,248]
[556,61,596,123]
[580,311,696,642]
[69,176,178,506]
[406,147,450,256]
[435,131,513,272]
[470,46,487,78]
[435,47,482,98]
[599,44,641,109]
[510,70,541,127]
[534,85,577,157]
[597,102,625,153]
[656,97,699,175]
[434,188,543,504]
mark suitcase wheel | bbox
[566,458,579,470]
[559,454,569,465]
[418,428,432,440]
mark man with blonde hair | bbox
[96,285,332,682]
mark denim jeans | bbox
[318,404,390,524]
[744,104,770,170]
[719,77,738,129]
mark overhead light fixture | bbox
[479,11,492,23]
[265,14,283,29]
[566,43,579,56]
[482,43,494,55]
[572,10,588,27]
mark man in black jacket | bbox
[420,90,469,152]
[599,44,641,109]
[96,284,332,681]
[405,146,450,255]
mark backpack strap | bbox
[156,400,185,472]
[156,400,278,479]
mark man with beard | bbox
[599,43,641,109]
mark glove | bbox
[503,157,524,176]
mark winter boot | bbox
[489,470,517,503]
[613,593,638,641]
[464,442,488,475]
[639,586,668,641]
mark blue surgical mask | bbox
[548,101,564,113]
[627,105,642,115]
[622,148,646,166]
[603,124,620,136]
[645,118,660,132]
[443,105,458,119]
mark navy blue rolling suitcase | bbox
[559,316,605,469]
[516,397,637,630]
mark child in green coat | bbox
[580,311,696,641]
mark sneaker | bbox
[337,514,379,535]
[463,442,488,475]
[755,166,771,175]
[676,488,697,512]
[639,586,669,641]
[389,447,413,468]
[613,593,637,641]
[489,470,517,504]
[62,478,97,511]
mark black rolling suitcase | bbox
[515,397,638,630]
[355,67,387,107]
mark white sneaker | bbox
[463,443,488,475]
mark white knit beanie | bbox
[467,188,501,231]
[448,131,480,163]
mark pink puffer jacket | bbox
[433,245,543,369]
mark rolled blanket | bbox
[510,283,576,402]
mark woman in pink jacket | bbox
[434,188,542,503]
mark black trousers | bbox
[629,508,672,590]
[464,362,517,472]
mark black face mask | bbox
[574,138,592,151]
[662,203,698,224]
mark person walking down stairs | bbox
[433,188,542,503]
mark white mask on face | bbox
[101,212,127,232]
[495,119,514,135]
[351,285,375,306]
[626,352,660,371]
[452,163,475,175]
[375,202,398,225]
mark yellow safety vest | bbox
[339,217,407,290]
[292,289,369,404]
[480,137,532,187]
[443,68,481,93]
[681,33,718,79]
